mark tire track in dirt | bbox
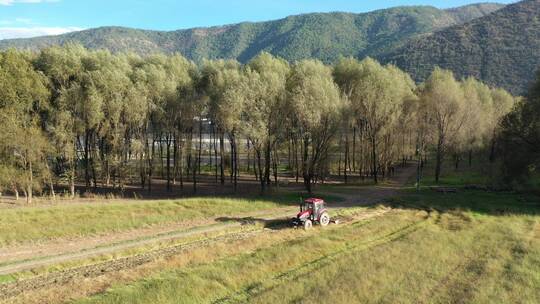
[0,228,266,301]
[0,207,297,276]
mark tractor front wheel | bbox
[319,212,330,227]
[303,219,313,230]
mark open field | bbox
[0,164,539,304]
[74,191,539,304]
[0,194,309,246]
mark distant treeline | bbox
[0,44,532,203]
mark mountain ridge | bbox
[381,0,540,94]
[4,2,537,93]
[0,3,505,63]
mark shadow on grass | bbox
[215,216,292,230]
[385,188,540,217]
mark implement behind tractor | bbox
[292,198,337,230]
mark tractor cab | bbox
[299,198,324,219]
[292,198,331,229]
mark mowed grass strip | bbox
[77,190,540,304]
[76,210,428,304]
[0,197,285,246]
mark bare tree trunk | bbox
[27,160,33,204]
[213,125,218,183]
[256,148,265,194]
[303,138,312,194]
[247,140,251,172]
[187,127,196,193]
[371,136,378,184]
[273,148,278,186]
[90,133,98,191]
[345,132,349,184]
[489,138,496,163]
[179,135,184,190]
[166,133,172,192]
[294,137,299,183]
[230,138,234,183]
[45,162,55,200]
[70,157,76,198]
[232,135,238,192]
[198,119,203,174]
[84,130,90,190]
[148,137,155,193]
[352,127,357,172]
[338,136,342,178]
[219,132,225,185]
[159,135,164,179]
[264,140,271,186]
[105,159,110,187]
[359,125,364,180]
[173,132,178,185]
[435,137,443,184]
[287,139,291,171]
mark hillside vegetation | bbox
[0,3,503,64]
[382,0,540,94]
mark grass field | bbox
[72,164,540,304]
[2,163,539,304]
[0,195,298,246]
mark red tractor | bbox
[292,198,331,230]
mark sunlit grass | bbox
[0,197,291,246]
[76,190,540,304]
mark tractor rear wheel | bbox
[319,212,330,227]
[303,219,313,230]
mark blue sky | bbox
[0,0,517,39]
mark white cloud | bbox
[0,0,59,5]
[0,18,34,25]
[14,18,34,24]
[0,27,83,39]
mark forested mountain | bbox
[382,0,540,95]
[0,3,503,64]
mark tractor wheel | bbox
[303,219,313,230]
[319,212,330,227]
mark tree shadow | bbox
[381,188,540,217]
[215,216,292,230]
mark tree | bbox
[0,49,50,203]
[243,52,290,192]
[499,70,540,184]
[35,44,86,197]
[335,58,415,183]
[0,45,521,200]
[421,68,467,183]
[287,59,342,193]
[488,87,515,162]
[200,59,243,188]
[333,57,362,183]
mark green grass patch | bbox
[394,189,540,217]
[419,166,488,187]
[0,196,292,246]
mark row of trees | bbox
[0,45,517,202]
[499,71,540,185]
